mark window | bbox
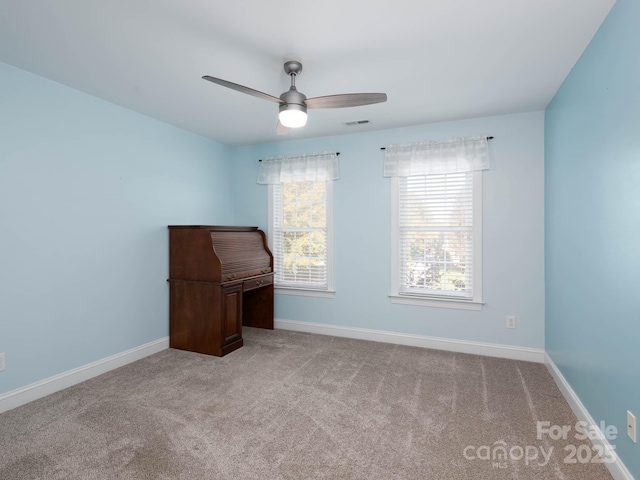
[391,171,482,309]
[257,152,339,297]
[384,135,488,310]
[269,180,334,296]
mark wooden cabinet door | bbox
[221,283,242,346]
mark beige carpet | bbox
[0,328,612,479]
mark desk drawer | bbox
[243,275,273,292]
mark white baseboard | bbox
[544,353,633,480]
[0,337,169,414]
[275,318,545,363]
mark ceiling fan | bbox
[203,61,387,135]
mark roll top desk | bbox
[168,226,274,357]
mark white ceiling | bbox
[0,0,615,146]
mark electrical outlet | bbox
[628,411,637,443]
[506,315,516,329]
[0,353,5,372]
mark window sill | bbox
[389,294,484,311]
[275,287,336,299]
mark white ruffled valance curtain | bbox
[256,152,340,184]
[383,135,490,177]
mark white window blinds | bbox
[272,181,330,290]
[398,172,474,298]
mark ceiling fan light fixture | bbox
[279,103,307,128]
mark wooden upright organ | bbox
[168,226,274,357]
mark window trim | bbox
[390,170,483,310]
[268,180,335,297]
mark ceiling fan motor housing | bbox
[279,85,307,128]
[279,87,307,113]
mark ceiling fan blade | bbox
[277,120,291,135]
[305,93,387,109]
[202,76,282,103]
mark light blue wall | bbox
[0,62,233,393]
[231,111,545,348]
[545,0,640,474]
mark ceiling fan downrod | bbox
[279,61,307,126]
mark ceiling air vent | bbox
[343,120,370,126]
